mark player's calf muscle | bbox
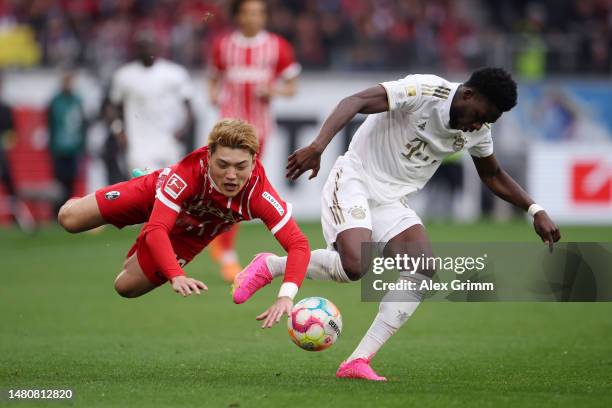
[336,228,372,281]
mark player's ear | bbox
[463,87,474,100]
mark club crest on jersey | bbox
[105,191,120,200]
[349,205,367,220]
[262,191,284,216]
[164,174,187,199]
[453,134,467,151]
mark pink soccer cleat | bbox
[336,357,387,381]
[232,253,274,304]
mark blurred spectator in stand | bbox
[47,71,87,216]
[96,94,127,185]
[0,74,35,231]
[515,3,547,81]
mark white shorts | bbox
[321,155,423,248]
[127,141,182,172]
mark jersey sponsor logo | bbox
[262,191,285,216]
[156,168,171,190]
[571,161,612,204]
[105,191,120,200]
[401,138,439,167]
[164,174,187,199]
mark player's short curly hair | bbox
[465,67,517,112]
[208,119,260,156]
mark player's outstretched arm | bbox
[472,154,561,250]
[286,85,389,180]
[254,218,310,328]
[142,199,208,297]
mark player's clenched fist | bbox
[171,276,208,297]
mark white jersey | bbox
[346,74,494,204]
[110,58,192,170]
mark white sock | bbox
[266,249,351,283]
[347,272,430,361]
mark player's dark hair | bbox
[465,67,517,112]
[231,0,266,17]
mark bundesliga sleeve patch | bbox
[262,191,285,216]
[164,174,188,199]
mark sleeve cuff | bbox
[280,62,301,79]
[164,268,186,281]
[278,282,299,300]
[379,82,393,111]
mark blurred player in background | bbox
[110,33,195,174]
[47,71,87,216]
[235,67,561,380]
[57,119,310,328]
[208,0,301,282]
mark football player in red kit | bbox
[57,119,310,328]
[207,0,301,282]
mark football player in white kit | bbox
[110,33,195,173]
[232,67,561,380]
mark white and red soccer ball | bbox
[287,297,342,351]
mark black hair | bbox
[231,0,266,17]
[465,67,517,112]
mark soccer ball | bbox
[287,297,342,351]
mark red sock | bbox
[219,224,239,252]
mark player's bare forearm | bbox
[109,103,127,149]
[472,154,533,209]
[473,154,561,247]
[208,75,221,106]
[311,85,388,153]
[485,168,533,209]
[286,85,388,180]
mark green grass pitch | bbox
[1,221,612,407]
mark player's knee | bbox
[57,201,81,233]
[340,254,367,281]
[114,276,141,298]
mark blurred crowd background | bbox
[1,0,611,79]
[1,0,611,229]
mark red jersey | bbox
[96,146,309,294]
[211,30,300,143]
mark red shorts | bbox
[95,175,203,286]
[95,175,157,229]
